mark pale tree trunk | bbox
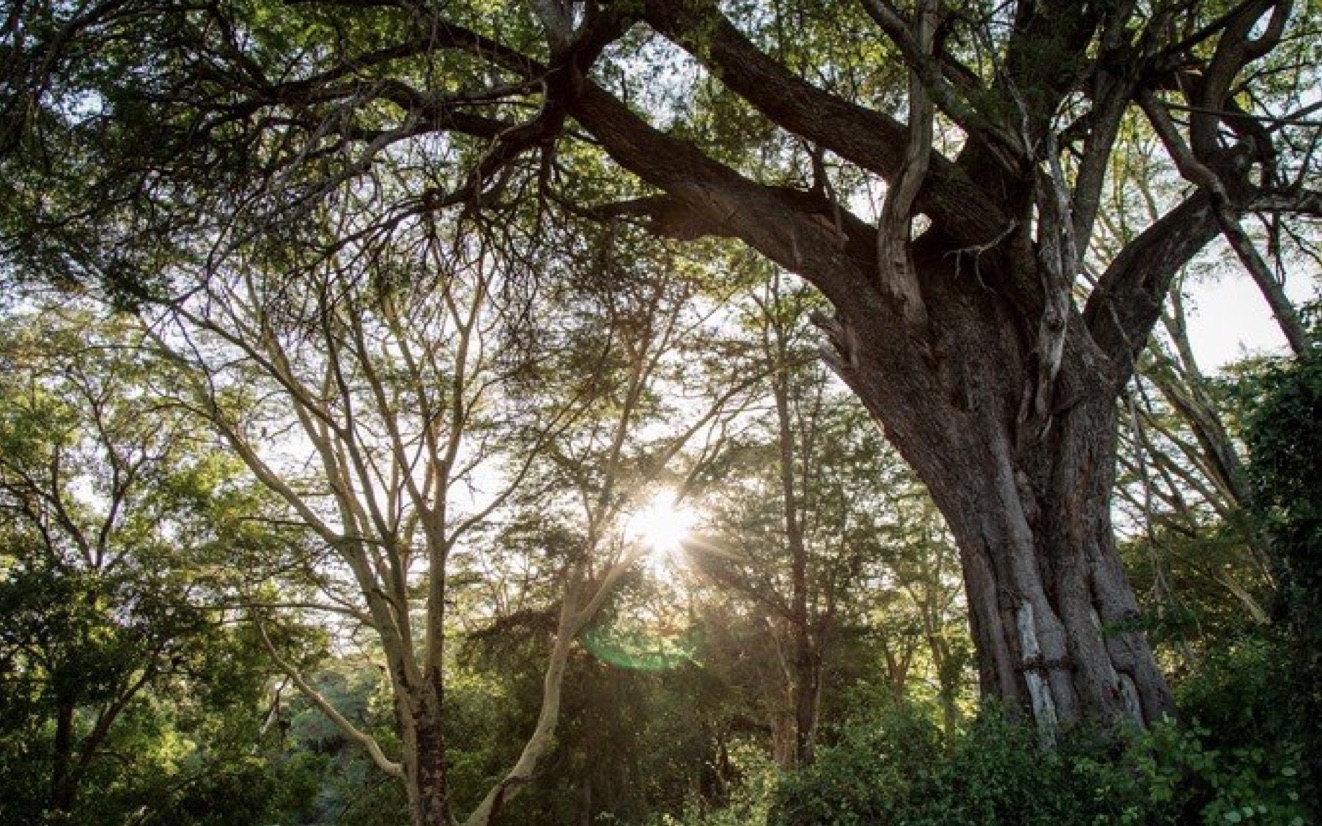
[880,638,914,701]
[767,619,824,770]
[744,270,837,769]
[461,554,639,826]
[770,709,796,770]
[778,377,824,769]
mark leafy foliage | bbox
[771,703,1312,826]
[1238,323,1322,814]
[0,304,306,826]
[4,0,1322,821]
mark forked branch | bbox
[255,618,404,780]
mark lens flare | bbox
[585,492,702,671]
[623,492,695,567]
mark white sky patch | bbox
[1182,271,1319,371]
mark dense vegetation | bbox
[2,1,1320,825]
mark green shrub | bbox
[769,703,1313,826]
[648,739,780,826]
[1238,336,1322,812]
[773,706,947,826]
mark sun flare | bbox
[624,493,696,564]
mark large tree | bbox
[5,0,1321,737]
[0,301,294,825]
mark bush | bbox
[773,706,947,826]
[1239,338,1322,812]
[648,739,780,826]
[769,703,1313,826]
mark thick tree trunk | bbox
[927,398,1171,731]
[828,250,1174,733]
[563,35,1182,733]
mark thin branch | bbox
[255,619,403,779]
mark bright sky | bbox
[1183,272,1318,372]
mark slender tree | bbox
[686,263,965,766]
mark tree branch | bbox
[1141,88,1308,354]
[858,0,1026,170]
[638,0,1009,247]
[566,80,881,313]
[875,0,936,335]
[1083,192,1218,382]
[256,619,404,779]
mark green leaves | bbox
[0,302,297,825]
[1237,318,1322,816]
